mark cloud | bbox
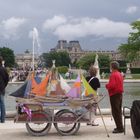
[43,15,67,30]
[126,6,138,14]
[43,16,132,40]
[0,17,27,39]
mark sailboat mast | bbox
[32,28,35,71]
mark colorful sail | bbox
[34,76,41,84]
[24,74,42,97]
[10,82,28,98]
[81,75,97,96]
[31,74,50,96]
[59,74,71,93]
[31,78,38,90]
[24,79,32,97]
[66,74,81,98]
[55,81,65,96]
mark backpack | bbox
[130,100,140,138]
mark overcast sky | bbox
[0,0,140,54]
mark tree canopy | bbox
[118,20,140,62]
[41,51,71,68]
[0,47,15,67]
[98,54,111,68]
[76,53,110,70]
[76,53,96,70]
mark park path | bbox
[0,116,135,140]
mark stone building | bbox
[15,49,39,69]
[51,40,85,63]
[51,40,120,63]
[15,41,140,68]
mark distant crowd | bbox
[9,68,44,82]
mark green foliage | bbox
[98,54,111,68]
[58,51,71,66]
[57,66,68,74]
[76,53,96,70]
[119,43,139,62]
[0,47,15,67]
[118,43,130,62]
[117,60,127,67]
[100,68,110,74]
[100,67,140,74]
[130,68,140,74]
[118,20,140,62]
[119,67,126,73]
[41,51,71,68]
[77,53,111,70]
[132,74,140,79]
[129,21,140,43]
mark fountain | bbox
[10,28,42,82]
[94,54,100,79]
[32,27,41,71]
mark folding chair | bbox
[123,106,131,135]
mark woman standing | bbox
[86,65,100,126]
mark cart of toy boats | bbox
[10,70,108,136]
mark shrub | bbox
[57,66,68,74]
[130,68,140,74]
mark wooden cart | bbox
[14,95,109,137]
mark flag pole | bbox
[79,67,82,99]
[32,28,35,72]
[97,103,110,137]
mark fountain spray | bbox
[32,27,41,71]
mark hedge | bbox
[130,68,140,74]
[100,67,140,74]
[57,66,68,74]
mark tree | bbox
[0,47,15,67]
[76,53,110,70]
[118,20,140,62]
[98,54,111,68]
[76,53,96,70]
[41,51,71,68]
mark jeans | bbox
[0,93,5,123]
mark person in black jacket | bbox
[0,57,9,123]
[86,65,100,126]
[86,66,100,91]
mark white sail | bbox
[59,74,71,93]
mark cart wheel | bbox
[54,109,80,134]
[54,109,80,136]
[26,111,52,136]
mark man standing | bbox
[0,57,9,123]
[106,61,124,133]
